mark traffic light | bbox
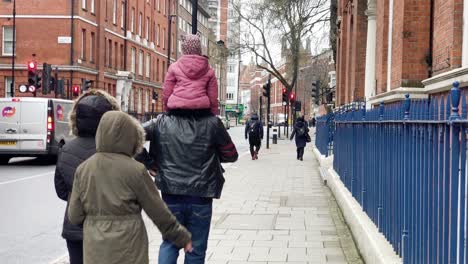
[312,80,320,104]
[289,92,296,103]
[72,85,81,97]
[35,71,42,91]
[152,91,158,101]
[82,79,93,92]
[282,88,288,103]
[262,83,270,98]
[42,63,52,95]
[27,61,37,87]
[56,79,65,98]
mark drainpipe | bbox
[386,0,394,92]
[462,0,468,67]
[70,0,75,99]
[364,0,376,108]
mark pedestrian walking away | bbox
[138,108,238,264]
[54,89,120,264]
[163,34,219,115]
[245,113,264,160]
[290,116,310,161]
[68,111,192,264]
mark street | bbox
[0,126,249,264]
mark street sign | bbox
[19,85,27,93]
[58,36,72,44]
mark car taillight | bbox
[12,98,20,102]
[47,115,53,143]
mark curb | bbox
[313,147,402,264]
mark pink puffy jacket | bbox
[163,55,219,115]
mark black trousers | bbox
[249,138,261,157]
[297,147,305,159]
[66,240,83,264]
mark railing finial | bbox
[450,81,461,120]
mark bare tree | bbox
[235,0,330,93]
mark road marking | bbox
[0,171,54,185]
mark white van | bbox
[0,97,74,164]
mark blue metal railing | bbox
[315,113,334,157]
[318,82,468,263]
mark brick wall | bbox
[432,0,463,76]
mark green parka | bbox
[68,111,191,264]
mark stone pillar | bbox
[364,0,377,108]
[116,71,134,112]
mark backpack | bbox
[249,121,260,138]
[297,126,306,136]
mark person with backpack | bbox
[290,116,310,161]
[245,113,264,160]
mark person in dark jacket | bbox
[54,89,120,264]
[138,108,238,264]
[245,113,263,160]
[290,116,310,161]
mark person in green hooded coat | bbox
[68,111,192,264]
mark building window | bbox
[80,29,86,60]
[145,53,150,78]
[131,47,136,73]
[228,64,235,73]
[146,17,150,40]
[138,50,143,75]
[82,0,86,10]
[227,93,234,100]
[172,33,175,54]
[162,28,166,49]
[2,26,14,56]
[163,0,166,15]
[157,0,160,12]
[138,89,143,113]
[120,2,125,28]
[138,13,142,36]
[120,44,124,69]
[108,39,112,67]
[145,90,150,112]
[162,61,166,80]
[90,32,95,62]
[114,42,118,69]
[157,24,160,46]
[91,0,95,13]
[131,8,135,32]
[129,88,134,111]
[113,0,117,24]
[5,77,12,98]
[156,58,160,81]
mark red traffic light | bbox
[72,85,80,96]
[290,92,296,101]
[282,88,287,94]
[27,61,37,71]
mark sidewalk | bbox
[145,140,363,264]
[54,140,363,264]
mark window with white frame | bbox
[162,28,166,49]
[5,77,12,98]
[145,53,150,77]
[138,89,143,113]
[146,17,149,40]
[121,2,125,28]
[129,88,134,111]
[113,0,117,24]
[80,29,86,60]
[2,26,14,56]
[227,93,234,100]
[82,0,86,9]
[163,0,166,15]
[91,0,95,13]
[145,90,149,112]
[90,32,95,62]
[138,50,143,75]
[131,8,135,32]
[131,48,136,73]
[138,13,142,36]
[157,0,160,11]
[157,24,160,46]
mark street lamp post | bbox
[191,0,198,34]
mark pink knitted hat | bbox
[181,34,202,55]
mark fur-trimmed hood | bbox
[69,89,121,137]
[96,111,146,157]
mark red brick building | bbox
[0,0,177,119]
[336,0,467,107]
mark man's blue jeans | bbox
[158,202,212,264]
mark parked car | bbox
[217,115,230,130]
[0,97,74,164]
